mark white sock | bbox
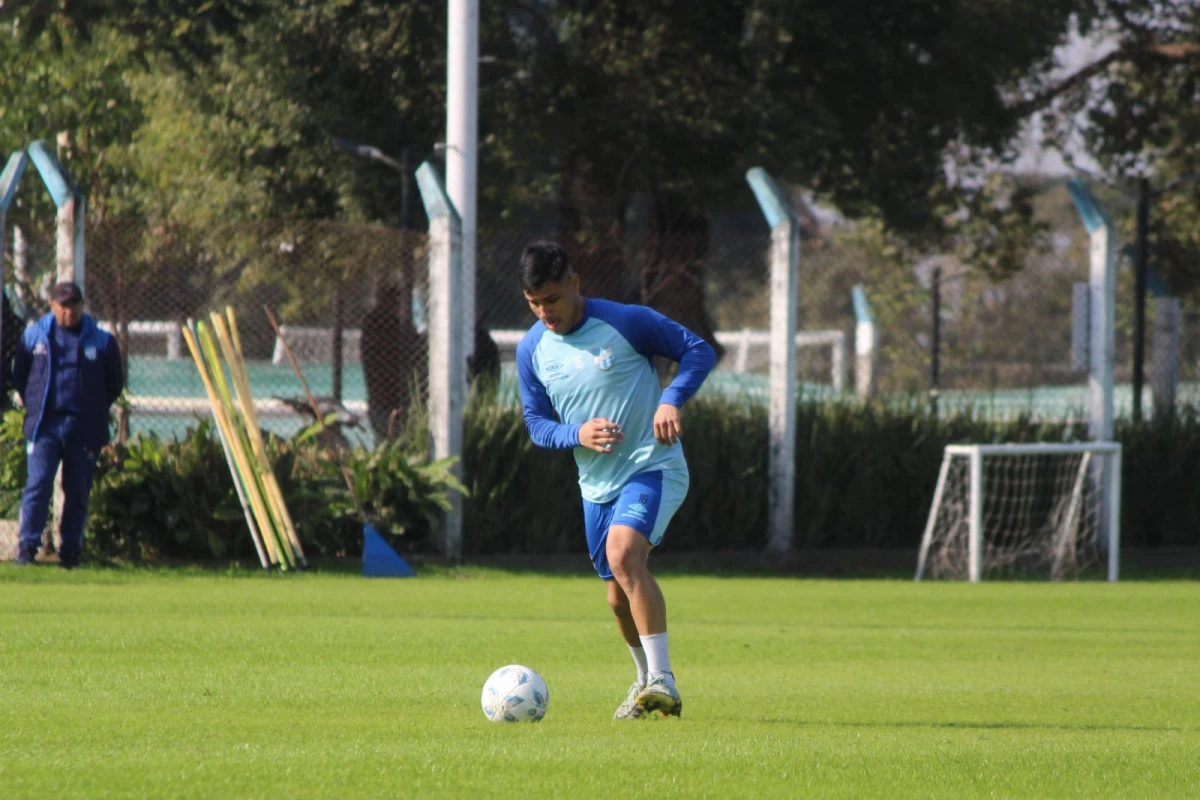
[628,645,649,685]
[639,632,672,679]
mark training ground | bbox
[1,564,1197,799]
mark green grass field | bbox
[1,565,1197,799]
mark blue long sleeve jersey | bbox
[516,298,716,504]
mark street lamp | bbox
[332,136,415,230]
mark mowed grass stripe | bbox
[0,567,1197,799]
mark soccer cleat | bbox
[636,674,682,718]
[613,681,647,720]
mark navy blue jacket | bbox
[12,312,124,448]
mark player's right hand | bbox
[578,418,623,454]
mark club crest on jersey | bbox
[591,346,615,371]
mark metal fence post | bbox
[1152,296,1180,416]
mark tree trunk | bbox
[556,153,631,303]
[641,190,725,379]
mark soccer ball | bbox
[481,664,549,722]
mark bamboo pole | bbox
[264,306,369,519]
[221,307,306,566]
[197,320,291,569]
[181,322,274,568]
[212,309,307,567]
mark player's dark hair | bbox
[519,240,572,291]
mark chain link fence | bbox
[3,213,1199,444]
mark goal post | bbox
[915,442,1122,583]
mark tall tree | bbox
[1033,1,1200,296]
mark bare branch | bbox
[1007,50,1125,119]
[1007,40,1200,119]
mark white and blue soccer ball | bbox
[481,664,549,722]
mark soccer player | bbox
[515,241,716,719]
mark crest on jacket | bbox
[591,346,614,371]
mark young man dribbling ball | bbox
[515,240,716,719]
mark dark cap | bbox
[50,281,84,306]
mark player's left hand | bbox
[654,404,683,445]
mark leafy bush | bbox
[9,390,1200,561]
[0,408,27,518]
[84,421,468,563]
[87,421,252,561]
[458,392,1200,553]
[462,393,579,555]
[1115,406,1200,548]
[338,442,468,555]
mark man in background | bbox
[11,281,123,568]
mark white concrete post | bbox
[416,161,466,560]
[746,168,799,555]
[852,285,875,400]
[446,0,478,361]
[27,140,86,292]
[1067,178,1117,552]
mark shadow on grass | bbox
[761,718,1195,734]
[2,548,1197,582]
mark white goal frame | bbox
[915,442,1122,583]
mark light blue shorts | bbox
[582,467,690,580]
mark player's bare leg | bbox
[607,525,681,717]
[607,580,649,719]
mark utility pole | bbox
[931,264,941,417]
[1132,178,1150,421]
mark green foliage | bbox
[0,408,28,519]
[10,394,1200,558]
[83,421,467,563]
[1116,406,1200,547]
[462,392,579,555]
[668,398,769,549]
[338,443,469,554]
[261,434,356,559]
[87,420,250,561]
[459,394,1200,553]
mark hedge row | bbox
[461,395,1200,554]
[3,397,1199,563]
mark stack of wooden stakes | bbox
[180,307,307,571]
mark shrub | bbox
[85,421,467,563]
[0,408,27,519]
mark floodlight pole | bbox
[746,167,799,555]
[446,0,478,362]
[416,161,466,561]
[1132,178,1150,421]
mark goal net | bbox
[915,443,1122,582]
